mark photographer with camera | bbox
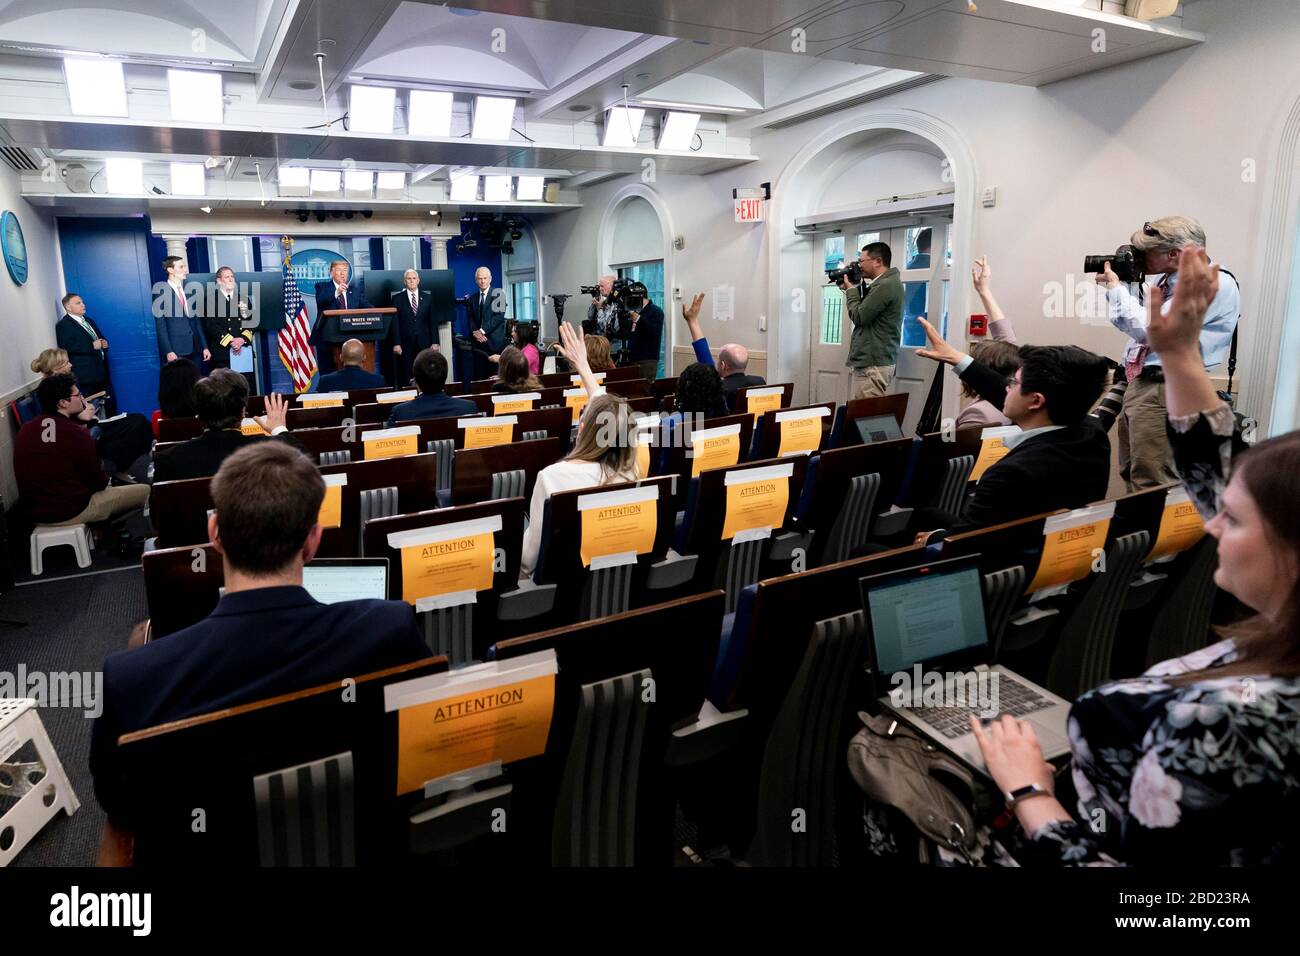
[838,241,904,399]
[1091,216,1240,490]
[625,281,664,381]
[583,275,635,362]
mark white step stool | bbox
[29,523,94,576]
[0,699,81,866]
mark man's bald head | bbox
[340,338,366,367]
[717,344,749,376]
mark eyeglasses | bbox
[1006,374,1022,389]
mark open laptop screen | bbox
[862,560,988,674]
[854,414,903,444]
[302,561,389,604]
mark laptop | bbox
[853,413,904,445]
[302,557,390,604]
[859,554,1071,772]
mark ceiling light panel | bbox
[170,162,206,196]
[64,57,127,117]
[471,96,515,140]
[603,106,646,148]
[168,69,223,124]
[408,90,454,136]
[349,85,396,135]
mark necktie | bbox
[339,286,347,309]
[410,291,418,311]
[175,285,187,315]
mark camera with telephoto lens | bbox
[1083,244,1145,283]
[580,278,643,348]
[826,261,862,286]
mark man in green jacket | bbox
[841,241,904,399]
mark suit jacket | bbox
[628,301,664,362]
[313,281,371,347]
[152,428,308,484]
[155,283,209,359]
[947,359,1111,535]
[391,289,434,352]
[56,314,110,386]
[318,364,387,392]
[89,585,431,821]
[385,391,477,427]
[721,371,767,413]
[465,288,507,354]
[201,290,255,369]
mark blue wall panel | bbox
[58,217,159,416]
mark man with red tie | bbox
[313,259,371,376]
[155,255,211,366]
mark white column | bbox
[430,237,454,379]
[161,235,189,263]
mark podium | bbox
[320,307,397,373]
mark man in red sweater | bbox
[14,374,149,526]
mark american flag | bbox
[278,245,317,392]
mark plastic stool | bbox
[29,524,93,576]
[0,699,82,866]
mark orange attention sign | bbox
[633,414,660,478]
[564,387,591,424]
[362,426,420,460]
[301,392,346,409]
[318,473,347,529]
[721,463,793,542]
[460,415,517,449]
[377,390,418,404]
[1026,502,1116,594]
[387,515,503,610]
[578,485,659,567]
[491,392,539,415]
[969,426,1021,482]
[689,423,742,478]
[385,649,558,795]
[744,386,784,420]
[775,406,830,457]
[239,417,266,436]
[1146,486,1206,562]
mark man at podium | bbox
[313,260,372,376]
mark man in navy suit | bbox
[89,441,431,822]
[155,255,210,366]
[313,259,371,377]
[317,338,388,392]
[465,266,507,381]
[55,291,115,416]
[390,269,435,387]
[386,349,475,426]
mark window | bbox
[512,280,537,324]
[384,237,418,272]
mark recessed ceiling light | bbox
[568,104,591,113]
[63,57,127,117]
[636,73,652,80]
[349,85,396,135]
[471,96,515,140]
[289,80,315,91]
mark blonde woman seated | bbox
[519,324,640,579]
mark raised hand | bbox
[971,256,991,295]
[1147,244,1219,358]
[258,392,288,433]
[681,292,705,326]
[914,317,964,366]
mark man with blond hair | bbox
[313,259,371,376]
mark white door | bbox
[808,222,952,433]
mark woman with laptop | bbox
[973,247,1299,865]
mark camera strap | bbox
[1219,268,1239,401]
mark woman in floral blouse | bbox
[974,246,1300,865]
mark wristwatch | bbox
[1005,783,1051,810]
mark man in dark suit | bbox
[152,369,304,483]
[390,268,435,388]
[91,440,431,822]
[627,286,665,383]
[914,318,1112,537]
[716,343,766,412]
[313,259,372,377]
[55,292,115,416]
[202,266,256,389]
[155,255,211,367]
[386,349,476,427]
[317,339,387,392]
[465,266,507,381]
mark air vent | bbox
[0,145,40,173]
[762,75,944,131]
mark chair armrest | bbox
[665,703,750,767]
[646,553,698,590]
[871,506,913,538]
[768,529,813,563]
[496,583,557,620]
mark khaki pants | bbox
[850,365,895,400]
[47,484,150,527]
[1118,375,1179,491]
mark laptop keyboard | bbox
[900,674,1054,739]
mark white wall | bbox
[609,196,664,266]
[535,0,1300,431]
[0,161,65,506]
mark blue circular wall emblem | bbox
[289,248,350,297]
[1,210,28,286]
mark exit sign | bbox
[735,197,764,223]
